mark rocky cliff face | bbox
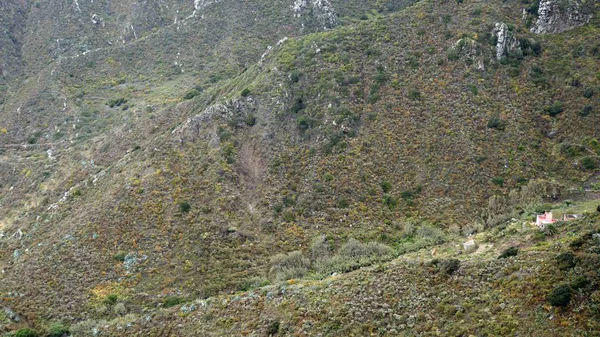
[531,0,592,34]
[493,22,520,60]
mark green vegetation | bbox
[113,251,127,262]
[487,113,506,130]
[15,328,37,337]
[556,251,576,270]
[107,97,127,108]
[240,88,251,97]
[547,284,572,307]
[183,88,201,100]
[179,201,191,213]
[103,294,118,306]
[47,324,69,337]
[163,297,186,308]
[544,102,564,117]
[498,246,518,259]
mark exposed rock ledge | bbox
[531,0,592,34]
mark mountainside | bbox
[0,0,599,335]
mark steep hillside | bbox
[0,0,599,335]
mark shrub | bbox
[383,194,398,209]
[113,302,127,315]
[103,294,118,305]
[240,88,251,97]
[339,238,392,260]
[468,84,478,95]
[296,116,316,131]
[310,236,331,261]
[380,181,392,193]
[290,70,301,83]
[374,71,387,85]
[107,97,127,108]
[290,97,306,113]
[556,251,576,270]
[183,89,201,100]
[547,284,571,307]
[431,259,460,275]
[179,201,191,213]
[164,296,185,308]
[336,198,349,209]
[492,176,505,187]
[581,157,597,170]
[15,329,38,337]
[47,324,69,337]
[498,246,518,259]
[245,114,256,126]
[314,239,393,275]
[570,237,585,248]
[571,276,589,290]
[447,48,460,61]
[269,251,310,282]
[401,191,414,200]
[267,321,280,335]
[597,205,600,213]
[415,224,447,244]
[408,90,421,100]
[487,114,506,130]
[239,277,269,291]
[544,102,563,116]
[583,88,594,99]
[580,105,593,116]
[113,251,126,262]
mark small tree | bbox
[498,246,518,259]
[547,284,571,307]
[179,201,191,213]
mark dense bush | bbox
[431,258,460,275]
[487,114,506,130]
[556,251,576,270]
[107,97,127,108]
[580,105,593,116]
[380,181,392,193]
[183,89,201,100]
[290,70,301,83]
[113,251,126,262]
[291,97,306,113]
[314,239,393,275]
[492,176,505,187]
[547,284,571,307]
[103,294,118,305]
[179,201,191,213]
[164,296,185,308]
[408,90,421,100]
[309,236,331,261]
[245,114,256,126]
[544,102,563,116]
[267,321,280,335]
[571,276,589,290]
[47,324,69,337]
[498,246,518,259]
[583,88,594,99]
[240,88,251,97]
[581,157,597,170]
[15,329,38,337]
[269,251,310,281]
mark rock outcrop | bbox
[531,0,592,34]
[293,0,337,29]
[493,23,520,60]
